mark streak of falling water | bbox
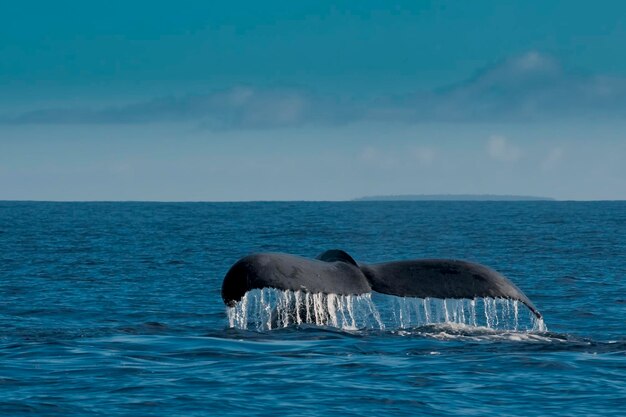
[227,289,384,331]
[227,289,546,332]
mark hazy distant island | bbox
[353,194,555,201]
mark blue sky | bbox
[1,1,625,200]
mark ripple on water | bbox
[2,201,626,416]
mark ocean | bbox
[1,201,625,415]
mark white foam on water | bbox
[226,289,546,333]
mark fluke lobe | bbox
[221,249,542,319]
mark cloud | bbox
[6,87,327,129]
[542,147,564,170]
[410,146,436,166]
[5,51,626,127]
[357,146,396,168]
[357,144,436,169]
[379,51,626,123]
[486,135,522,162]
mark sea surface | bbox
[1,201,625,416]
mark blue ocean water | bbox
[1,201,625,416]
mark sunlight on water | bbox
[227,289,547,332]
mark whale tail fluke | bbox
[316,249,358,266]
[360,259,542,319]
[221,251,542,320]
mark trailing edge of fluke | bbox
[221,249,542,319]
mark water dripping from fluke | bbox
[226,289,547,333]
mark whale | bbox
[221,249,542,319]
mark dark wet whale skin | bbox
[221,249,541,318]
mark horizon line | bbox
[2,198,626,203]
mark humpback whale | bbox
[221,249,542,319]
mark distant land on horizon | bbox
[353,194,555,202]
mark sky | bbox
[1,1,626,201]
